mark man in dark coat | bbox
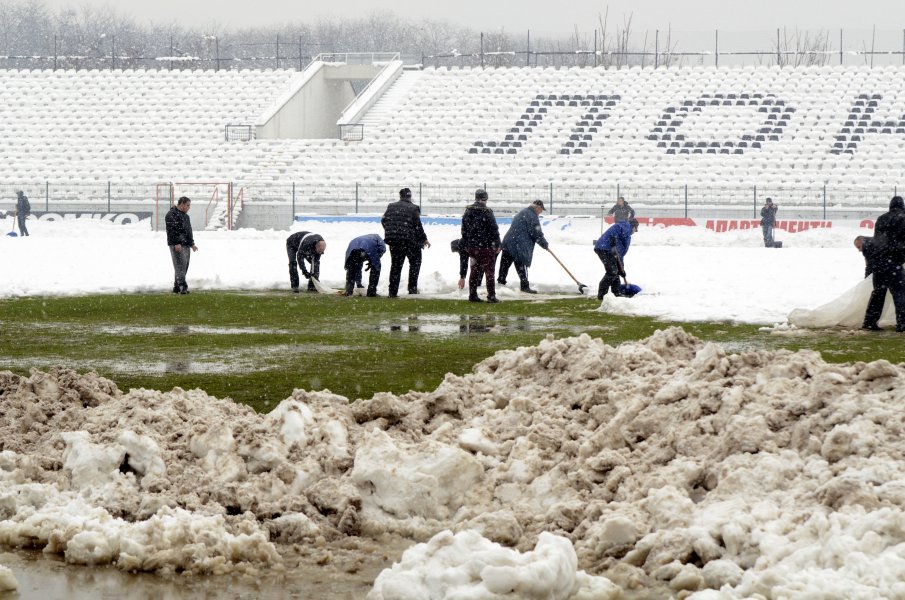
[594,218,638,300]
[344,234,386,297]
[607,196,635,223]
[761,198,778,247]
[286,231,326,293]
[164,196,198,294]
[498,200,549,293]
[461,189,501,303]
[381,187,430,297]
[863,196,905,331]
[14,190,30,236]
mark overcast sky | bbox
[38,0,905,34]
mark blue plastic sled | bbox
[619,283,642,297]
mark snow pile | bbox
[0,564,16,592]
[4,329,905,596]
[368,530,619,600]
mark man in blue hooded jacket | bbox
[344,234,387,297]
[498,200,549,293]
[594,218,638,300]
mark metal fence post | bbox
[45,181,49,211]
[355,182,359,214]
[715,30,719,68]
[753,185,757,218]
[291,181,295,219]
[616,183,620,202]
[419,182,423,210]
[549,182,553,214]
[823,185,827,220]
[684,184,688,218]
[107,181,111,211]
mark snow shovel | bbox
[614,253,641,297]
[7,218,17,237]
[546,248,589,294]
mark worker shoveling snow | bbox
[3,328,905,599]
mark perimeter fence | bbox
[2,28,905,70]
[1,182,902,229]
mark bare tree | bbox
[774,27,832,67]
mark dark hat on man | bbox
[532,200,545,211]
[475,189,488,201]
[399,188,412,199]
[890,196,904,210]
[765,198,773,204]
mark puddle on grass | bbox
[0,344,355,376]
[97,324,297,336]
[0,547,389,600]
[375,314,559,336]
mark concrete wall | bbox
[256,62,384,140]
[336,61,403,125]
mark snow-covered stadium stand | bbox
[2,64,905,225]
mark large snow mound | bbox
[3,329,905,597]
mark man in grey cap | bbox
[498,200,549,293]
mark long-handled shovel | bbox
[546,248,588,294]
[7,215,18,237]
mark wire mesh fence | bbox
[1,181,900,222]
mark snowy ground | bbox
[0,214,869,326]
[1,213,898,600]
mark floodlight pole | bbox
[480,33,484,69]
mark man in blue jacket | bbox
[344,234,387,297]
[594,218,638,300]
[498,200,549,294]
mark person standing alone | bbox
[14,190,30,236]
[461,189,502,303]
[382,187,430,297]
[761,198,778,247]
[165,196,198,294]
[607,196,635,223]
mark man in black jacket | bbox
[461,189,501,303]
[286,231,326,293]
[761,198,778,247]
[607,196,635,224]
[164,196,198,294]
[863,196,905,331]
[14,190,30,236]
[382,187,430,297]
